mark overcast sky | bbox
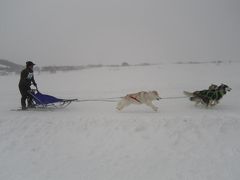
[0,0,240,66]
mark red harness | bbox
[130,96,141,103]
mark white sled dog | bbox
[116,91,160,112]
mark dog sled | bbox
[26,89,78,110]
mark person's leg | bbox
[26,88,35,108]
[19,86,27,110]
[27,95,35,108]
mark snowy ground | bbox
[0,62,240,180]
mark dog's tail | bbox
[183,91,193,97]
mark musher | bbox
[18,61,38,110]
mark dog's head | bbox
[150,90,161,100]
[218,84,232,92]
[209,84,218,90]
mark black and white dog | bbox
[184,84,231,107]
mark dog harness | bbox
[130,96,141,103]
[196,89,225,101]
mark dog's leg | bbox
[116,99,124,110]
[145,101,158,112]
[195,100,201,106]
[191,97,201,106]
[209,100,214,106]
[210,100,218,106]
[116,99,131,111]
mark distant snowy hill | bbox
[0,59,23,74]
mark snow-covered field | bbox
[0,62,240,180]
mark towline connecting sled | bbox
[27,89,78,109]
[13,89,189,111]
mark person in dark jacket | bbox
[18,61,37,110]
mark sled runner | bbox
[27,89,78,109]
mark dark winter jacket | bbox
[19,67,37,88]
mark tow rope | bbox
[75,96,188,103]
[159,96,188,100]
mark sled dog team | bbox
[116,84,231,112]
